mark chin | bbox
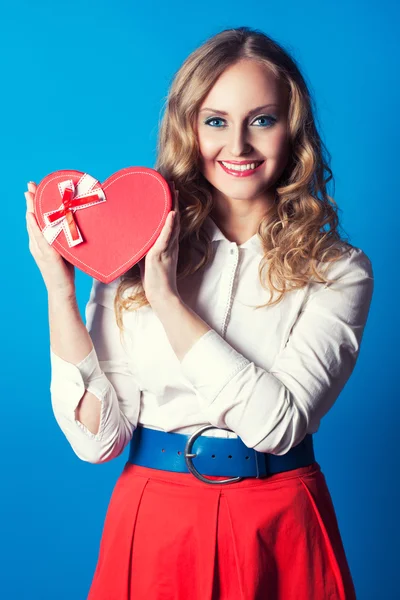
[206,175,272,198]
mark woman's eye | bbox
[204,117,225,127]
[204,115,276,128]
[252,115,276,127]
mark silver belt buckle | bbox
[184,425,244,484]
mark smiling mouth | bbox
[219,160,263,168]
[217,160,265,176]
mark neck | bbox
[210,190,276,245]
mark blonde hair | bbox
[115,26,351,330]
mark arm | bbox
[48,292,101,437]
[156,246,374,455]
[49,278,141,464]
[25,181,140,464]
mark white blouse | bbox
[49,215,374,464]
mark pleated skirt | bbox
[87,460,357,600]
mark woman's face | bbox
[196,59,289,207]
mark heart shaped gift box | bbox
[34,167,173,283]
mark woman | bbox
[25,26,373,600]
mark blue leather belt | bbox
[128,425,315,485]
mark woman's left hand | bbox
[138,181,181,309]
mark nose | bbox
[226,122,253,156]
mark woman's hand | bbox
[138,182,181,309]
[25,181,76,299]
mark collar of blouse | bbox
[204,215,264,256]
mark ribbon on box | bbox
[42,173,106,247]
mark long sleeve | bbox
[49,278,141,464]
[180,246,374,455]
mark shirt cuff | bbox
[180,329,250,406]
[50,347,110,426]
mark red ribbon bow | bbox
[47,186,102,243]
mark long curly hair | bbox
[114,26,351,331]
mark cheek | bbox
[263,134,290,178]
[198,136,220,163]
[264,125,289,157]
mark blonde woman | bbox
[26,26,373,600]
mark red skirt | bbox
[87,460,356,599]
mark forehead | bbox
[199,60,286,112]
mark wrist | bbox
[151,293,183,315]
[47,287,77,305]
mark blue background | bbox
[1,1,398,598]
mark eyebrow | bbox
[199,103,279,116]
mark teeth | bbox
[221,161,261,171]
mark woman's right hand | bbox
[25,181,76,298]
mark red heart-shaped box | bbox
[34,167,173,283]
